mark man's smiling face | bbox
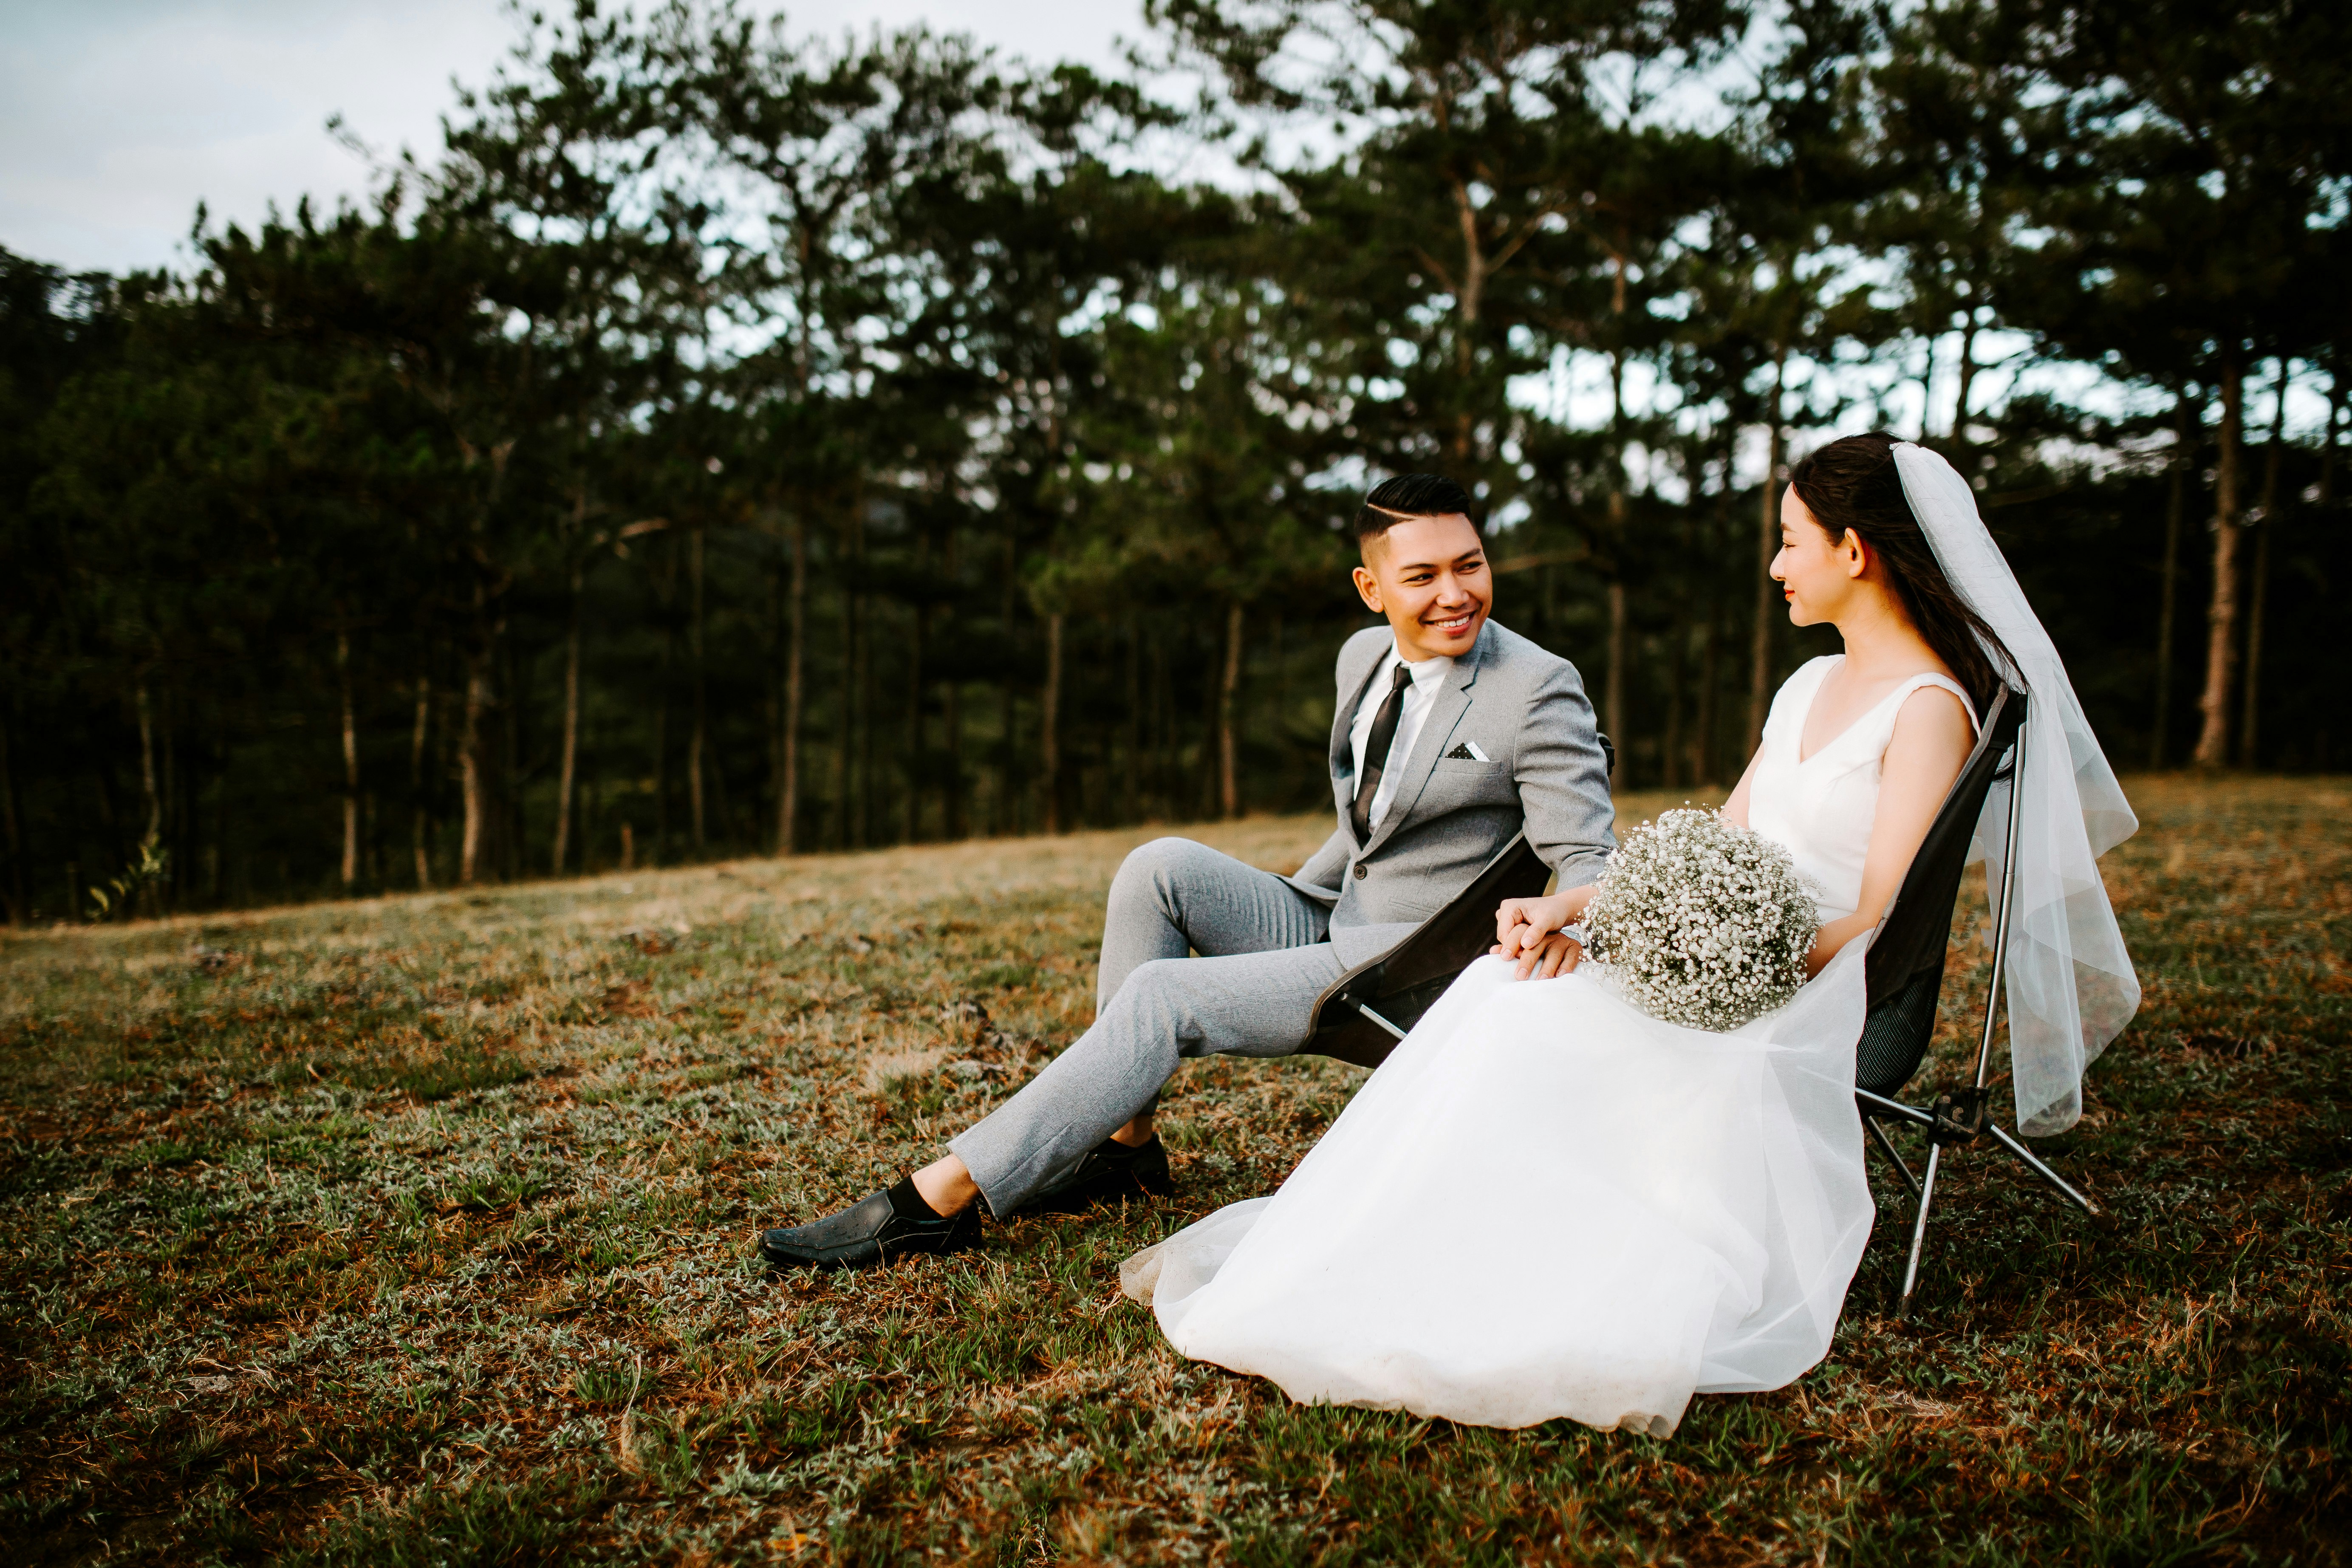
[1351,512,1492,662]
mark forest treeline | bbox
[2,0,2347,920]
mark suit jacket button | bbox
[1352,863,1368,880]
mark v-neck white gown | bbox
[1122,656,1975,1435]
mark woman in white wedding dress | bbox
[1120,437,2140,1436]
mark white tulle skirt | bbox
[1121,945,1879,1435]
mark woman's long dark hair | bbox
[1786,432,2020,715]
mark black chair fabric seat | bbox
[1300,831,1552,1069]
[1853,684,2026,1092]
[1856,967,1944,1098]
[1300,735,1612,1071]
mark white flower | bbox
[1582,808,1819,1031]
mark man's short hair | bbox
[1354,473,1478,546]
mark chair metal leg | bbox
[1897,1143,1945,1319]
[1967,729,2029,1095]
[1857,1086,1934,1127]
[1355,1003,1408,1042]
[1982,1122,2100,1217]
[1862,1113,1920,1200]
[1868,726,2101,1316]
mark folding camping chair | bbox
[1302,694,2100,1317]
[1848,683,2101,1315]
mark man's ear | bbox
[1352,562,1384,613]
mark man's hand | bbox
[1510,930,1583,980]
[1491,891,1587,980]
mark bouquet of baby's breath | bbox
[1581,808,1820,1031]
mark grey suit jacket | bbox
[1286,619,1616,966]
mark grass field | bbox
[2,777,2346,1565]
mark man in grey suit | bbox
[761,473,1616,1269]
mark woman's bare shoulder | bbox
[1889,681,1976,753]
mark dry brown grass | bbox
[0,780,2346,1564]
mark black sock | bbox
[888,1176,947,1222]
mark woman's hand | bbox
[1492,889,1592,980]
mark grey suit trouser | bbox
[948,836,1344,1216]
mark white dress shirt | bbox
[1347,645,1454,833]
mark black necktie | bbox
[1351,661,1416,845]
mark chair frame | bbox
[1300,828,1554,1068]
[1852,688,2101,1317]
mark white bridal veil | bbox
[1892,443,2140,1134]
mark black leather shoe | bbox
[760,1179,981,1270]
[1025,1135,1174,1215]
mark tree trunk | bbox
[1124,623,1142,825]
[1917,329,1937,440]
[1218,600,1244,819]
[996,518,1020,836]
[655,623,673,858]
[210,728,229,903]
[1604,342,1631,788]
[2240,507,2273,768]
[2192,353,2245,768]
[941,529,963,842]
[1951,312,1980,470]
[831,584,856,850]
[552,564,583,875]
[688,526,708,850]
[337,633,360,888]
[865,597,884,851]
[1698,452,1732,785]
[1695,593,1721,786]
[2151,391,2192,769]
[410,675,432,888]
[2323,371,2342,506]
[857,585,876,848]
[1662,622,1685,791]
[1042,611,1065,834]
[905,589,928,846]
[1746,362,1787,756]
[943,662,964,841]
[502,634,524,881]
[1270,611,1289,776]
[161,718,179,913]
[136,681,161,845]
[0,704,21,921]
[1447,174,1490,467]
[853,486,876,848]
[1149,630,1169,817]
[2239,359,2287,767]
[779,508,807,853]
[1604,577,1628,787]
[460,649,492,885]
[833,505,863,849]
[1199,630,1221,818]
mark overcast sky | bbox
[0,0,1148,276]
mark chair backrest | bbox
[1301,830,1552,1068]
[1854,684,2027,1096]
[1299,732,1617,1070]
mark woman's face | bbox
[1770,487,1866,628]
